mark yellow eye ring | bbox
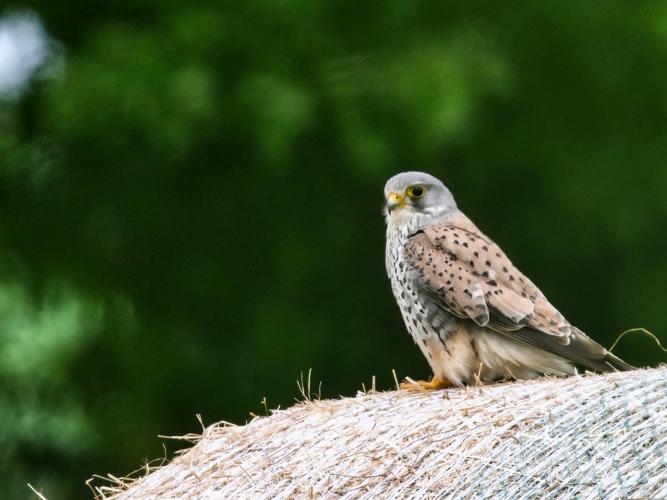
[406,185,425,199]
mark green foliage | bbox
[0,281,103,498]
[2,1,667,498]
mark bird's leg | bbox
[400,375,453,391]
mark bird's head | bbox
[384,171,457,227]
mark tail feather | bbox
[602,351,636,372]
[569,328,635,373]
[509,326,635,373]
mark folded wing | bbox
[404,213,630,372]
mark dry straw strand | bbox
[608,327,667,355]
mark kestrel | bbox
[384,171,633,389]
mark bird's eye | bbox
[407,185,425,199]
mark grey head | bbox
[384,171,457,227]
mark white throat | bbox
[385,205,453,237]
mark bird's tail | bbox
[569,327,636,372]
[601,351,636,372]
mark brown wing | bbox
[405,213,571,339]
[403,213,631,371]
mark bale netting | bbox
[92,366,667,499]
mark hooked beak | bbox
[386,192,405,214]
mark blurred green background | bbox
[1,1,666,498]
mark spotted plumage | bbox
[384,171,633,388]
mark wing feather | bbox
[402,214,633,371]
[404,214,572,340]
[401,212,633,373]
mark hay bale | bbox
[92,367,667,499]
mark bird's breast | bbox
[386,230,454,344]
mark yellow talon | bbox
[400,375,452,391]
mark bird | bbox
[384,171,634,390]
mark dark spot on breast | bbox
[488,280,497,286]
[482,245,489,251]
[502,266,508,273]
[473,251,479,257]
[454,239,459,245]
[485,260,491,267]
[509,275,515,281]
